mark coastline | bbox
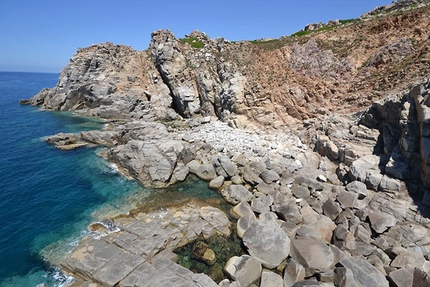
[19,5,430,284]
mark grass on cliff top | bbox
[179,37,204,48]
[290,18,358,37]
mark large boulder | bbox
[335,256,389,287]
[224,255,262,287]
[242,212,290,268]
[290,239,335,274]
[220,184,253,205]
[108,139,190,187]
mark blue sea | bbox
[0,71,220,287]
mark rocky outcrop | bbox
[25,2,430,286]
[61,204,230,286]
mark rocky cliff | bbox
[25,1,430,286]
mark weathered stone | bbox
[260,270,284,287]
[213,155,237,178]
[412,268,430,287]
[391,251,426,270]
[336,190,358,208]
[231,202,254,219]
[256,181,277,195]
[284,257,306,287]
[337,256,389,287]
[243,212,290,268]
[368,210,396,234]
[322,199,342,220]
[251,194,273,214]
[290,239,334,274]
[260,169,280,184]
[237,213,256,238]
[275,201,302,224]
[209,175,225,190]
[292,184,310,199]
[243,165,262,185]
[388,268,413,287]
[196,163,217,181]
[345,181,368,199]
[224,255,262,287]
[220,184,253,205]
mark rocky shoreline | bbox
[23,2,430,285]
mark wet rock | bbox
[224,255,262,287]
[290,239,335,274]
[221,184,253,205]
[192,241,217,266]
[243,213,290,268]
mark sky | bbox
[1,0,391,73]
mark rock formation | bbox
[22,1,430,286]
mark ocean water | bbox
[0,72,151,286]
[0,72,222,287]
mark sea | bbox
[0,72,219,286]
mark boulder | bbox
[290,239,335,274]
[388,268,413,287]
[260,270,284,287]
[322,199,342,220]
[345,181,368,199]
[237,213,257,238]
[391,251,426,270]
[213,155,237,178]
[196,163,217,181]
[284,257,306,287]
[260,169,280,184]
[336,256,389,287]
[220,184,253,205]
[209,175,225,190]
[250,194,273,214]
[368,211,396,234]
[224,255,262,287]
[231,202,254,219]
[413,268,430,287]
[336,190,358,208]
[242,213,290,268]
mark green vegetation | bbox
[290,18,358,38]
[249,39,281,45]
[179,37,205,48]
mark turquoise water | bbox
[0,72,149,286]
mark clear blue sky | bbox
[1,0,390,73]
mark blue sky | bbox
[1,0,390,73]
